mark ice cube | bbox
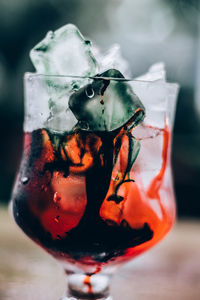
[29,24,99,130]
[30,24,98,77]
[24,73,78,133]
[93,44,131,78]
[28,24,135,134]
[69,69,145,132]
[45,108,77,133]
[136,62,166,81]
[133,127,163,190]
[129,76,179,129]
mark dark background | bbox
[0,0,199,217]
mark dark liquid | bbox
[12,127,173,267]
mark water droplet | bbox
[21,177,29,184]
[54,216,60,223]
[99,252,106,258]
[53,192,61,203]
[85,85,94,98]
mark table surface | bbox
[0,206,200,300]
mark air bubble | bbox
[53,191,61,203]
[21,177,29,184]
[72,82,79,91]
[85,85,94,98]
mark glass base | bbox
[61,273,112,300]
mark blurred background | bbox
[0,0,199,217]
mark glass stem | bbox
[61,272,112,300]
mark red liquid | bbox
[12,125,175,269]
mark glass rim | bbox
[24,72,179,87]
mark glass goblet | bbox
[11,73,179,300]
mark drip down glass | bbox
[11,72,179,300]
